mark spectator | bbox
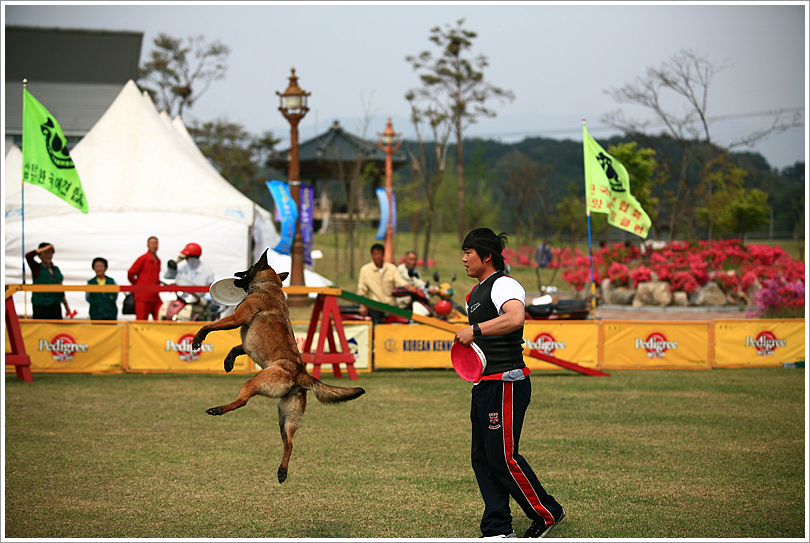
[25,242,71,319]
[535,240,553,269]
[164,243,215,287]
[128,236,162,320]
[86,257,118,320]
[357,243,412,323]
[395,250,438,309]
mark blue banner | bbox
[375,187,389,241]
[391,190,397,233]
[266,180,298,256]
[300,184,314,266]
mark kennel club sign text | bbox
[385,338,455,353]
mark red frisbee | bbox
[451,342,487,382]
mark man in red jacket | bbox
[128,236,162,320]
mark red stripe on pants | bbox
[501,381,555,525]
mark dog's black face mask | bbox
[233,269,250,292]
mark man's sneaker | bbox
[523,507,566,538]
[480,530,517,538]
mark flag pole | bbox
[21,80,28,318]
[21,80,27,286]
[583,119,597,316]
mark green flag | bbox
[582,123,649,238]
[22,88,88,213]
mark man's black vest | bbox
[467,270,525,375]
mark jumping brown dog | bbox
[191,249,365,483]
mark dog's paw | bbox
[191,332,208,351]
[206,406,223,416]
[224,358,234,373]
[277,468,287,484]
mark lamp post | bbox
[277,68,310,307]
[377,117,402,264]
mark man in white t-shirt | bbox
[453,228,566,539]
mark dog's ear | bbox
[277,272,289,282]
[258,249,269,268]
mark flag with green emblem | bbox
[22,87,88,213]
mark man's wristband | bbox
[473,323,482,337]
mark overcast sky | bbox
[4,2,807,169]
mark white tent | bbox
[4,80,331,319]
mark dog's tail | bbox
[296,373,365,404]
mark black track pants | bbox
[470,377,562,536]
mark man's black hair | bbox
[370,243,385,253]
[462,228,508,271]
[92,257,108,269]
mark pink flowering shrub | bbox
[751,277,805,319]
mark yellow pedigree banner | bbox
[522,321,600,370]
[126,322,251,373]
[14,320,125,373]
[713,319,805,367]
[602,320,711,370]
[292,321,372,373]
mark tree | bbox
[606,141,664,238]
[554,183,587,245]
[319,96,380,281]
[188,118,279,204]
[696,156,769,246]
[496,150,553,245]
[716,189,769,245]
[138,33,230,118]
[406,19,514,242]
[404,89,451,268]
[603,49,801,243]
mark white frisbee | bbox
[209,277,247,306]
[451,341,488,382]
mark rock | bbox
[726,290,750,305]
[601,278,636,305]
[746,278,763,301]
[693,281,727,306]
[672,291,689,306]
[632,281,673,307]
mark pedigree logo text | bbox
[166,333,213,362]
[635,332,678,359]
[745,331,787,357]
[38,333,89,363]
[525,333,567,356]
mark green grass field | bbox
[4,368,805,539]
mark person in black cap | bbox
[453,227,565,538]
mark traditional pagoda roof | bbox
[270,120,408,180]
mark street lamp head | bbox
[378,117,402,150]
[277,67,310,117]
